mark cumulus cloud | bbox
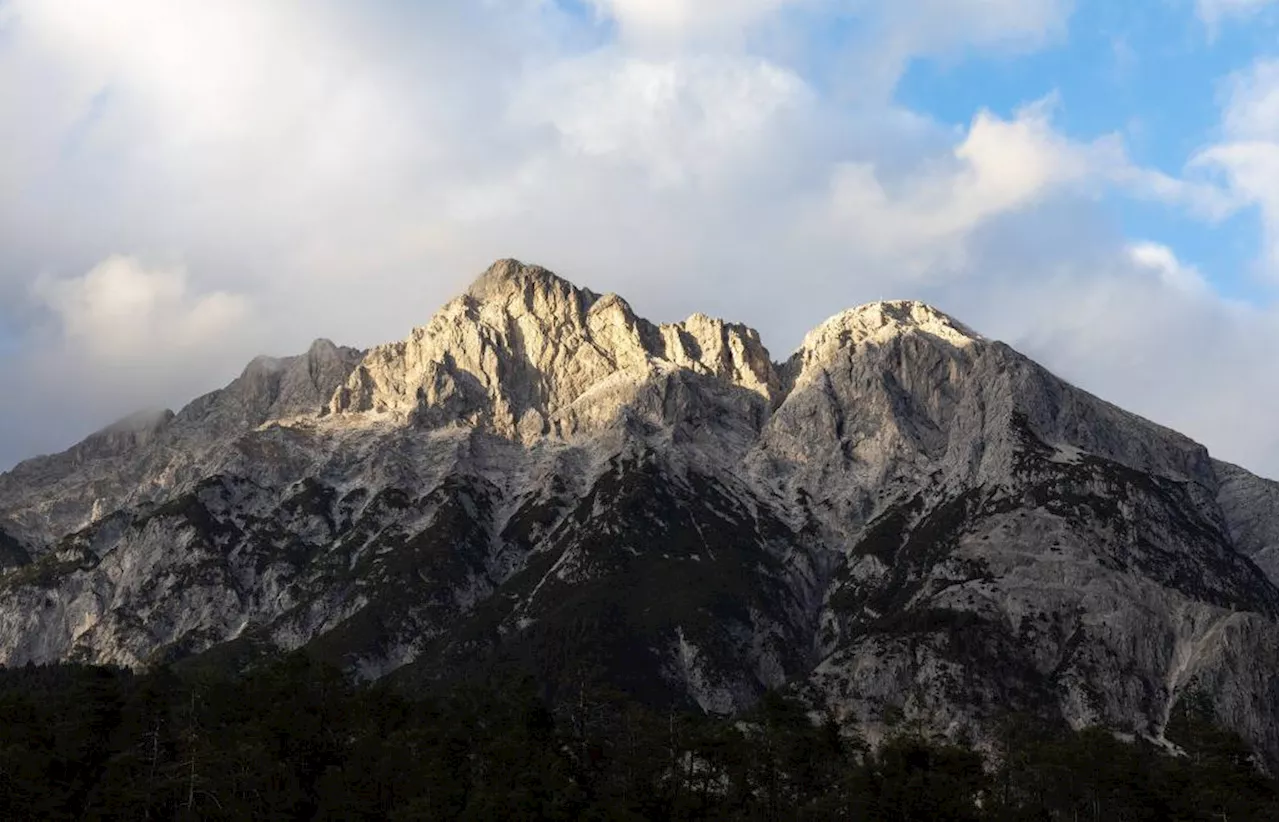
[815,98,1099,275]
[582,0,1071,98]
[31,255,250,363]
[1126,242,1210,295]
[512,52,811,188]
[0,0,1274,478]
[795,97,1233,279]
[818,0,1073,99]
[0,0,546,307]
[3,256,259,470]
[1189,58,1279,268]
[1218,58,1280,140]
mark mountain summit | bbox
[0,258,1274,764]
[329,258,779,438]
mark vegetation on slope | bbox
[0,655,1272,821]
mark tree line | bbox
[0,655,1272,820]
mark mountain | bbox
[0,258,1274,765]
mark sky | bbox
[0,0,1276,477]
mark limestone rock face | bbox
[329,259,779,441]
[0,258,1274,768]
[1213,458,1279,585]
[757,300,1220,537]
[0,338,363,543]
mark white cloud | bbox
[587,0,1071,50]
[0,0,1274,480]
[585,0,1072,97]
[586,0,800,42]
[31,255,250,363]
[1196,0,1275,31]
[1218,58,1280,141]
[1126,241,1209,295]
[805,97,1232,277]
[3,255,257,468]
[1189,58,1279,266]
[1193,141,1279,253]
[513,52,810,187]
[874,0,1072,53]
[822,0,1072,99]
[953,241,1277,476]
[813,109,1078,275]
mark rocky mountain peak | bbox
[241,354,285,376]
[328,259,782,437]
[272,339,365,419]
[654,312,781,405]
[0,335,364,545]
[102,407,175,436]
[213,338,364,424]
[81,408,176,457]
[305,337,344,359]
[775,300,988,446]
[465,257,599,308]
[798,299,982,358]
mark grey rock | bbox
[0,259,1274,767]
[1213,458,1279,585]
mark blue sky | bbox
[0,0,1275,475]
[896,0,1277,302]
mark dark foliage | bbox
[0,658,1272,820]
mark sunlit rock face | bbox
[328,259,780,442]
[1,258,1275,765]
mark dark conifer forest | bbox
[0,654,1272,820]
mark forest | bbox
[0,654,1273,821]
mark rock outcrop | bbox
[1213,458,1280,585]
[0,338,363,544]
[328,259,778,442]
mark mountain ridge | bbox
[0,258,1274,766]
[10,260,1238,484]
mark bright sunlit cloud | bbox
[0,0,1275,476]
